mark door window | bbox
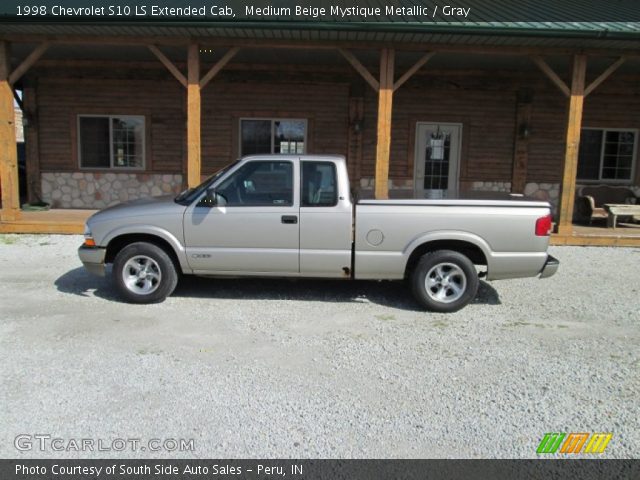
[424,130,451,190]
[414,123,461,199]
[215,161,293,206]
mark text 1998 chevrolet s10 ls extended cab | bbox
[79,155,558,312]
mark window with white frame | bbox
[240,118,306,156]
[577,128,637,182]
[78,115,145,169]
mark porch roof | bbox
[2,25,640,54]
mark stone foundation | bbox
[523,183,560,215]
[470,181,512,193]
[358,177,414,190]
[36,172,639,212]
[357,178,563,209]
[470,181,560,214]
[41,172,183,209]
[357,178,414,198]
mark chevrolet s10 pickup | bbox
[79,155,558,312]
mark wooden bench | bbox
[603,203,640,228]
[577,185,639,225]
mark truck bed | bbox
[354,197,552,281]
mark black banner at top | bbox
[0,0,639,23]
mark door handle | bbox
[281,215,298,224]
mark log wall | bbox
[27,64,640,206]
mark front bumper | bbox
[539,254,559,279]
[78,245,107,277]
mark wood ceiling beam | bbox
[3,33,640,58]
[393,51,435,91]
[531,55,570,97]
[202,38,640,58]
[199,47,239,89]
[147,44,187,87]
[584,56,626,97]
[28,59,640,84]
[338,48,379,91]
[8,42,49,85]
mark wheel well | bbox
[404,240,487,278]
[104,233,182,272]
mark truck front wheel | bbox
[411,250,479,313]
[113,242,178,304]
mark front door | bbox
[183,159,300,274]
[414,123,462,199]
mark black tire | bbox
[113,242,178,304]
[411,250,479,313]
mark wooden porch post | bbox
[23,83,41,203]
[347,94,364,182]
[150,44,237,188]
[374,48,394,200]
[557,55,587,235]
[511,89,533,193]
[339,49,431,198]
[187,43,201,188]
[0,41,20,220]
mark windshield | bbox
[174,161,239,205]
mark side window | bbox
[216,161,293,206]
[240,119,307,156]
[302,162,338,207]
[577,128,637,182]
[78,115,145,169]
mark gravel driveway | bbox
[0,234,638,458]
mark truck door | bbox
[299,160,353,277]
[183,159,300,274]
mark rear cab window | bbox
[301,161,338,207]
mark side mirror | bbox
[199,189,217,207]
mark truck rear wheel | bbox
[411,250,478,313]
[113,242,178,304]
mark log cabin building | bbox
[1,8,640,245]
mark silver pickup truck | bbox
[79,155,558,312]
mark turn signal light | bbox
[535,214,553,236]
[84,238,96,247]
